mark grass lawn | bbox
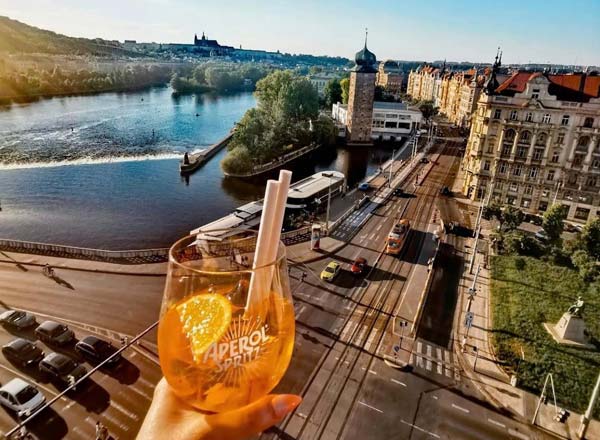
[490,255,600,415]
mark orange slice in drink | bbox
[176,293,232,364]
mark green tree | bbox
[308,66,323,75]
[542,204,568,244]
[340,77,350,104]
[418,100,439,121]
[571,250,599,282]
[323,78,342,108]
[579,218,600,261]
[502,206,525,232]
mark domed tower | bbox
[347,31,377,145]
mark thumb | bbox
[204,394,302,440]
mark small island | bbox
[221,70,337,177]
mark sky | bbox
[1,0,599,66]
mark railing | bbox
[0,239,169,264]
[224,143,320,178]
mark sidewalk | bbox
[455,242,600,439]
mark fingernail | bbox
[272,395,302,418]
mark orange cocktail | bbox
[158,232,295,412]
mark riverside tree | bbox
[222,70,334,175]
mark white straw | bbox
[266,170,292,265]
[246,180,280,315]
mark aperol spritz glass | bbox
[158,230,294,413]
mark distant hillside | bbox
[0,16,134,56]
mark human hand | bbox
[137,378,302,440]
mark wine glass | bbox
[158,230,294,413]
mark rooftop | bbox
[288,171,345,200]
[495,72,600,102]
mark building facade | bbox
[376,60,404,98]
[462,70,600,223]
[347,41,377,144]
[408,65,483,128]
[332,101,422,140]
[308,72,338,96]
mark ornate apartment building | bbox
[376,60,403,98]
[407,65,483,128]
[462,68,600,223]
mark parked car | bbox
[358,182,371,191]
[35,321,74,345]
[420,157,429,164]
[2,338,44,367]
[393,187,405,197]
[350,257,367,275]
[0,310,36,330]
[75,336,121,366]
[0,378,46,417]
[534,230,549,242]
[320,261,341,282]
[39,353,87,388]
[440,186,452,196]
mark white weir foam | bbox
[0,152,185,171]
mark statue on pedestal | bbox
[544,296,594,349]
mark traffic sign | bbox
[464,311,474,328]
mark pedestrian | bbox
[96,421,109,440]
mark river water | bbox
[0,87,397,249]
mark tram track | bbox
[265,142,453,440]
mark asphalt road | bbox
[0,316,160,439]
[262,140,548,440]
[0,137,552,439]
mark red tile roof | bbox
[495,72,600,102]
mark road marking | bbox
[376,224,382,231]
[452,403,470,413]
[400,419,440,438]
[368,369,377,375]
[432,395,438,400]
[391,378,406,387]
[0,363,63,399]
[358,401,383,413]
[508,428,529,440]
[369,232,376,240]
[110,399,140,420]
[426,344,432,371]
[487,418,506,428]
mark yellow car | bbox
[320,261,341,282]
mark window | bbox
[593,159,600,169]
[542,113,551,124]
[522,199,531,208]
[524,185,533,195]
[510,110,518,121]
[517,146,528,158]
[568,173,578,184]
[525,112,533,122]
[533,148,544,160]
[493,109,502,119]
[499,162,508,174]
[577,136,590,149]
[536,133,547,146]
[584,117,594,128]
[538,201,548,211]
[505,129,516,141]
[586,176,598,187]
[551,152,560,163]
[512,164,523,176]
[557,132,565,144]
[561,115,570,126]
[532,88,540,99]
[519,131,531,143]
[529,167,538,178]
[384,121,398,128]
[575,207,590,221]
[483,160,491,171]
[506,196,517,205]
[573,154,585,167]
[541,189,550,198]
[502,144,512,156]
[547,170,555,181]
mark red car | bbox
[350,257,367,275]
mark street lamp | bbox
[389,149,395,188]
[324,173,334,233]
